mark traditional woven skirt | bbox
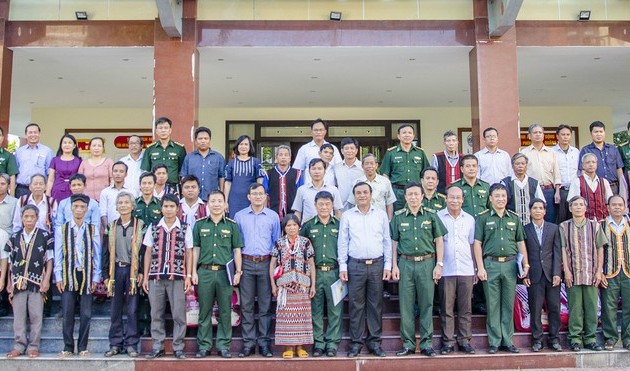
[275,288,314,346]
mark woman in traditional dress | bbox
[270,213,316,359]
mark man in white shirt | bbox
[437,185,476,355]
[293,118,342,177]
[348,154,396,219]
[12,174,57,233]
[100,162,136,227]
[552,125,580,223]
[292,158,343,221]
[474,127,513,185]
[120,135,144,196]
[332,138,363,210]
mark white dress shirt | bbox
[552,144,580,188]
[120,152,143,195]
[347,174,397,212]
[437,208,476,277]
[474,147,514,185]
[291,182,343,222]
[99,185,137,225]
[12,194,56,233]
[292,140,342,184]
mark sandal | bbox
[282,349,294,359]
[297,348,309,358]
[27,350,40,358]
[59,350,73,358]
[79,350,90,357]
[104,348,120,357]
[7,349,22,358]
[127,347,139,358]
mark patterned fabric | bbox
[7,228,53,292]
[274,289,314,346]
[106,217,144,295]
[579,175,608,221]
[559,218,602,286]
[601,218,630,278]
[272,235,314,288]
[61,223,95,294]
[148,222,188,279]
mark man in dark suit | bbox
[522,198,562,352]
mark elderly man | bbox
[500,153,545,225]
[263,145,303,222]
[521,124,562,222]
[437,186,476,355]
[579,121,625,196]
[348,154,396,219]
[568,153,613,221]
[338,182,392,357]
[432,131,462,195]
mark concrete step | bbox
[0,331,110,354]
[0,316,115,335]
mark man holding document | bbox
[300,191,342,357]
[192,190,243,358]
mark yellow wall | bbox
[9,0,158,21]
[28,105,610,158]
[518,0,630,21]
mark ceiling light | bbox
[122,58,130,62]
[395,76,403,79]
[75,11,88,20]
[57,77,63,80]
[28,59,35,62]
[560,75,567,78]
[330,11,342,21]
[578,10,591,21]
[593,57,601,60]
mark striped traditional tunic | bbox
[559,218,605,286]
[272,235,314,346]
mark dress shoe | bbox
[195,349,210,358]
[260,346,273,357]
[313,348,325,357]
[570,343,581,351]
[104,347,121,357]
[500,345,520,353]
[549,343,562,352]
[369,346,386,357]
[420,348,436,357]
[126,347,139,358]
[396,347,415,356]
[218,349,232,358]
[238,347,254,358]
[487,346,498,354]
[532,342,543,352]
[459,344,475,354]
[174,350,186,359]
[584,343,603,351]
[145,349,164,359]
[326,349,337,357]
[347,345,362,357]
[440,345,454,355]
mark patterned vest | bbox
[601,218,630,278]
[177,202,208,224]
[267,167,300,222]
[435,152,462,194]
[148,222,188,280]
[502,176,538,212]
[579,176,608,221]
[7,228,52,293]
[60,223,96,294]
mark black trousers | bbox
[239,259,272,349]
[61,272,93,353]
[555,188,571,224]
[109,265,139,349]
[527,277,561,343]
[347,257,384,348]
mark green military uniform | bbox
[140,140,187,185]
[391,206,447,350]
[379,144,430,211]
[300,216,342,352]
[421,192,446,213]
[0,147,18,177]
[134,196,162,227]
[599,217,630,347]
[618,141,630,172]
[193,216,243,352]
[475,208,525,348]
[452,178,490,218]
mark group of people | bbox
[1,116,630,360]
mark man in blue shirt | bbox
[578,121,625,196]
[180,127,225,201]
[14,123,53,198]
[54,174,101,232]
[234,183,281,358]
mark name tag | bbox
[310,229,319,233]
[507,222,516,227]
[331,228,338,233]
[152,210,161,214]
[394,156,403,160]
[401,223,409,227]
[221,229,231,234]
[169,152,177,156]
[414,156,421,161]
[200,229,210,233]
[486,221,495,225]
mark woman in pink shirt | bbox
[78,137,113,202]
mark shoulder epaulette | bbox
[477,209,490,216]
[506,209,518,216]
[225,217,237,223]
[146,142,159,148]
[422,206,436,213]
[478,179,490,185]
[387,146,397,151]
[437,193,446,199]
[174,141,186,147]
[302,216,316,225]
[394,209,406,216]
[413,145,425,151]
[619,141,629,147]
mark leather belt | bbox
[242,254,271,262]
[316,265,338,271]
[116,262,130,267]
[349,256,383,265]
[540,184,555,190]
[399,253,435,262]
[199,264,225,271]
[484,255,516,263]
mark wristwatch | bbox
[436,261,444,267]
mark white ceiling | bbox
[8,45,630,135]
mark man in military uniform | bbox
[140,117,186,194]
[0,127,18,195]
[193,190,243,359]
[451,155,490,218]
[391,182,446,357]
[421,167,446,213]
[300,191,342,357]
[379,124,429,211]
[134,172,162,227]
[617,121,630,191]
[474,183,529,354]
